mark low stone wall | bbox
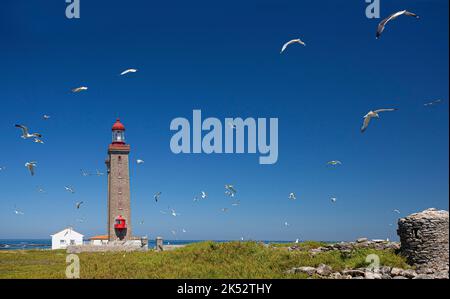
[67,240,148,253]
[398,208,449,271]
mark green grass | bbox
[0,241,409,279]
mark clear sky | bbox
[0,0,448,241]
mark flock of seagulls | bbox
[4,7,445,243]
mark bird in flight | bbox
[288,192,296,200]
[361,108,398,133]
[15,124,42,140]
[14,206,24,215]
[331,197,337,203]
[295,238,299,244]
[393,209,401,214]
[43,115,51,120]
[327,160,342,166]
[170,208,179,217]
[0,166,6,171]
[76,201,84,209]
[120,68,138,76]
[154,192,162,202]
[225,185,237,197]
[221,208,229,213]
[71,86,88,93]
[201,191,207,199]
[284,221,290,227]
[424,99,442,107]
[37,186,46,193]
[25,161,37,176]
[376,10,419,39]
[64,186,75,193]
[182,228,187,233]
[136,159,145,165]
[33,138,44,144]
[280,38,306,54]
[139,220,145,225]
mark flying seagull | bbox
[14,207,24,215]
[327,160,342,166]
[284,221,290,227]
[37,186,46,193]
[361,108,398,133]
[295,238,299,244]
[201,191,207,199]
[376,10,419,39]
[25,161,37,176]
[15,124,42,139]
[43,115,51,120]
[221,208,229,213]
[64,186,75,193]
[170,208,179,217]
[33,138,44,144]
[424,99,442,107]
[71,86,88,93]
[331,197,337,203]
[0,166,6,171]
[288,192,296,200]
[139,220,145,225]
[393,209,401,214]
[154,192,162,202]
[193,196,199,202]
[136,159,145,164]
[76,201,84,209]
[182,228,187,233]
[225,185,237,197]
[280,38,306,54]
[120,69,138,76]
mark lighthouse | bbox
[105,119,132,241]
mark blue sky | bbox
[0,0,448,241]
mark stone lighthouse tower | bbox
[105,119,132,241]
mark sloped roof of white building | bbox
[50,227,84,237]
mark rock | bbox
[413,274,434,279]
[356,238,368,243]
[392,276,408,279]
[316,264,333,276]
[364,272,382,279]
[329,272,343,279]
[342,269,365,277]
[390,267,403,276]
[380,266,391,275]
[352,276,365,279]
[295,266,316,275]
[400,269,417,279]
[381,274,392,279]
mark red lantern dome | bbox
[112,118,125,131]
[114,215,127,229]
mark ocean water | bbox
[0,239,297,251]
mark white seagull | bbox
[33,138,44,144]
[393,209,401,214]
[43,115,51,120]
[225,185,237,197]
[331,197,337,203]
[327,160,342,166]
[170,208,179,217]
[136,159,145,164]
[0,166,6,171]
[15,124,42,139]
[288,192,296,200]
[284,221,290,227]
[37,186,46,193]
[71,86,88,93]
[280,38,306,54]
[424,99,442,107]
[376,10,419,39]
[76,201,84,209]
[14,207,24,215]
[361,108,398,133]
[201,191,207,199]
[120,68,138,76]
[64,186,75,193]
[25,161,37,176]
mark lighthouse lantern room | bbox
[112,118,126,144]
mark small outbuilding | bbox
[89,235,109,246]
[51,227,84,250]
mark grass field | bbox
[0,241,409,279]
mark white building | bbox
[50,227,84,250]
